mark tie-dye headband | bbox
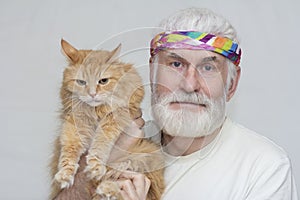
[150,31,242,66]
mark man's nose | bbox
[179,66,202,93]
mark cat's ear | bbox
[107,44,122,63]
[61,39,79,63]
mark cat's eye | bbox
[76,79,86,86]
[98,78,109,85]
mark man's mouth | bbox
[168,101,207,111]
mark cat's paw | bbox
[114,160,132,172]
[96,181,121,200]
[54,164,79,188]
[85,155,107,180]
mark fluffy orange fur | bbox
[49,39,164,200]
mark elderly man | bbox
[146,7,297,199]
[54,8,298,200]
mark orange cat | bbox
[49,39,164,200]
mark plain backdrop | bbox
[0,0,299,199]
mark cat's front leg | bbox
[85,108,131,181]
[54,121,87,188]
[95,180,122,200]
[84,152,107,181]
[84,127,111,181]
[54,161,79,189]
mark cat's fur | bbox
[49,39,164,200]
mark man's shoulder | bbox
[223,118,290,162]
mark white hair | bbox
[156,7,240,90]
[152,90,226,138]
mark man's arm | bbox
[53,154,94,200]
[245,157,298,200]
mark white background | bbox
[0,0,299,199]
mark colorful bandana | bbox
[150,31,242,66]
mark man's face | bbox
[150,49,229,137]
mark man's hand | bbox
[111,110,151,200]
[118,171,151,200]
[108,109,145,162]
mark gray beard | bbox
[151,90,226,138]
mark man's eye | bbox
[204,65,213,71]
[201,65,219,72]
[171,61,182,68]
[198,64,220,78]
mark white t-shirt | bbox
[147,118,298,200]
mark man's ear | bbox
[226,66,241,101]
[149,57,156,93]
[149,57,155,83]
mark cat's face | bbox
[61,40,125,107]
[67,58,123,107]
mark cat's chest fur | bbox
[65,103,113,131]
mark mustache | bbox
[154,91,212,107]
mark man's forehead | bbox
[159,49,226,63]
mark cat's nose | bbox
[89,93,97,98]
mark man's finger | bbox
[119,171,151,199]
[131,108,142,119]
[118,179,139,200]
[134,117,145,129]
[123,121,144,138]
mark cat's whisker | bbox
[61,99,83,113]
[60,96,79,105]
[69,100,84,111]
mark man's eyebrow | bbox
[165,52,189,63]
[162,52,220,66]
[201,56,218,63]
